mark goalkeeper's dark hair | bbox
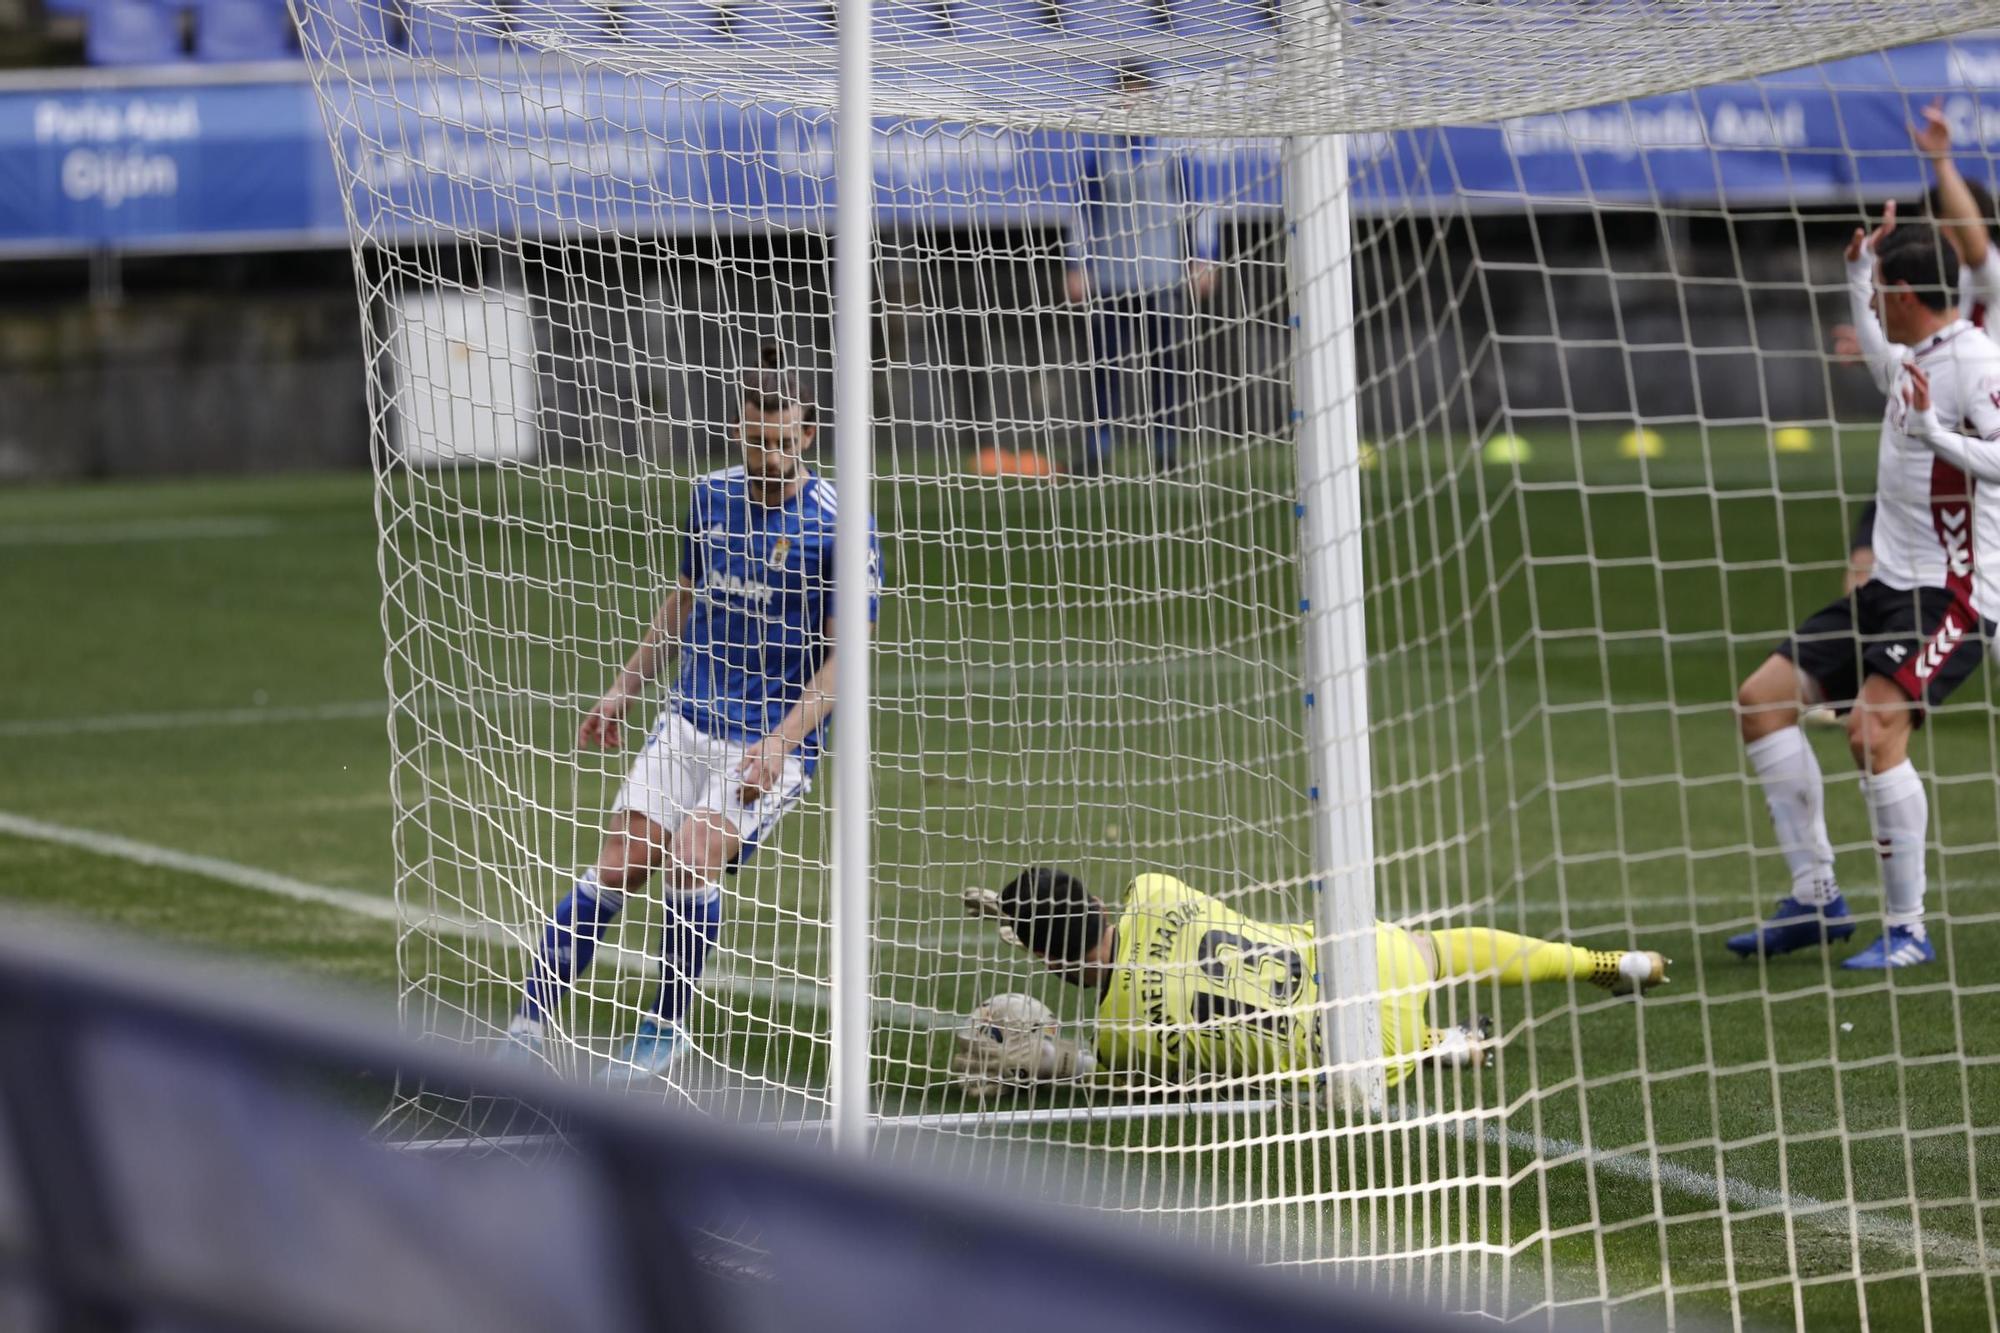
[741,339,816,425]
[1925,178,1998,232]
[999,867,1103,963]
[1876,225,1955,312]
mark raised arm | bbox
[1914,100,1990,270]
[579,578,696,750]
[1847,204,1904,395]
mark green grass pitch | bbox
[1,422,1996,1330]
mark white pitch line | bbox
[1484,1123,2000,1274]
[0,810,484,937]
[0,699,392,739]
[0,810,957,1033]
[19,806,1980,1273]
[0,517,278,546]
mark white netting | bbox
[302,2,2000,1324]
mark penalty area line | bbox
[0,809,957,1035]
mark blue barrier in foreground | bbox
[0,918,1476,1333]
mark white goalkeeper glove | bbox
[961,886,1022,947]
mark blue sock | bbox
[649,889,722,1027]
[521,872,625,1022]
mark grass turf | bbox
[2,422,1996,1329]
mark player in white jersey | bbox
[1733,220,2000,969]
[1834,104,2000,593]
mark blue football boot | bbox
[1841,923,1936,970]
[598,1018,690,1086]
[1726,894,1856,958]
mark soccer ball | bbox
[950,993,1061,1098]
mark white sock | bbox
[1864,760,1928,929]
[1746,728,1839,905]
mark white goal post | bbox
[299,0,2000,1322]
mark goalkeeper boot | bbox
[1840,922,1935,970]
[599,1018,690,1086]
[1726,893,1855,958]
[1598,951,1671,996]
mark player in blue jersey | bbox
[507,343,881,1083]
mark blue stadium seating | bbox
[615,0,728,44]
[299,0,395,53]
[1058,0,1160,41]
[85,0,186,65]
[405,0,510,56]
[1166,0,1267,38]
[872,0,946,42]
[192,0,297,60]
[512,0,612,44]
[728,0,832,44]
[947,0,1050,42]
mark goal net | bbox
[299,0,2000,1323]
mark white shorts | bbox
[611,710,812,862]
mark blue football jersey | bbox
[673,466,880,765]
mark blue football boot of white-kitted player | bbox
[1840,923,1936,970]
[1725,893,1857,958]
[598,1018,692,1086]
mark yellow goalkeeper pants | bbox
[1429,927,1623,988]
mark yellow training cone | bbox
[1619,428,1665,459]
[1483,434,1533,465]
[1773,426,1815,453]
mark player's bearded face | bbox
[740,404,813,493]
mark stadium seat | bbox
[616,0,728,45]
[405,0,510,56]
[85,0,186,65]
[872,0,946,42]
[192,0,298,60]
[947,0,1051,42]
[728,0,832,44]
[512,0,611,44]
[298,0,395,51]
[1058,0,1161,41]
[1165,0,1267,38]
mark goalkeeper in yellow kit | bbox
[958,868,1669,1091]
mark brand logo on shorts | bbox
[1913,614,1964,681]
[1887,643,1909,663]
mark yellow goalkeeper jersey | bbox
[1094,874,1431,1088]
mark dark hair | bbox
[1925,178,1998,230]
[999,867,1103,963]
[741,340,815,425]
[1876,225,1955,312]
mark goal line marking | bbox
[2,633,1747,739]
[0,809,956,1033]
[6,808,1992,1271]
[0,517,279,546]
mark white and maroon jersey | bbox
[1960,249,2000,327]
[1875,318,2000,618]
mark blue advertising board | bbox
[5,38,2000,254]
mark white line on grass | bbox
[0,810,957,1033]
[0,699,392,739]
[0,810,483,937]
[0,517,278,546]
[5,632,1745,740]
[5,808,1985,1272]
